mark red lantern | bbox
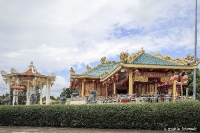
[182,75,188,81]
[126,73,128,78]
[115,73,119,81]
[111,76,115,82]
[83,79,87,84]
[135,69,139,74]
[20,86,25,90]
[170,77,174,81]
[173,75,179,80]
[75,79,78,84]
[11,86,25,90]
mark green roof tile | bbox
[130,53,181,66]
[83,64,119,76]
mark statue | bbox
[86,90,98,104]
[100,57,106,64]
[120,51,129,63]
[70,67,75,74]
[29,87,39,104]
[3,93,10,105]
[86,65,91,70]
[59,92,66,104]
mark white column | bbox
[12,89,16,106]
[40,84,43,105]
[48,83,50,104]
[33,78,35,93]
[26,80,30,105]
[16,78,19,105]
[46,79,49,105]
[7,77,11,95]
[16,90,19,105]
[12,79,17,106]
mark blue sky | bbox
[0,0,199,97]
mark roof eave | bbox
[122,64,198,69]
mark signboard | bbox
[140,72,168,78]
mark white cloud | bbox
[0,0,199,96]
[0,75,9,95]
[41,76,69,98]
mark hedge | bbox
[0,101,200,131]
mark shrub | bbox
[0,101,200,131]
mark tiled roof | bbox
[129,53,180,66]
[21,68,43,75]
[82,64,119,76]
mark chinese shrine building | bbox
[70,48,198,98]
[1,61,56,105]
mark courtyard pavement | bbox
[1,126,199,133]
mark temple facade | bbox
[1,61,56,105]
[70,48,199,98]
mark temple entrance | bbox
[117,89,127,94]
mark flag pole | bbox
[193,0,197,100]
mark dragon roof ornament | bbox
[100,70,110,79]
[70,67,75,74]
[120,48,145,63]
[100,56,106,64]
[86,65,91,70]
[1,70,8,75]
[10,68,18,73]
[154,52,199,66]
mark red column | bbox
[145,84,147,94]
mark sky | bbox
[0,0,199,97]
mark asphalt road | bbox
[0,126,199,133]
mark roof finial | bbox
[29,61,35,68]
[138,47,145,54]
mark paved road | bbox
[1,126,198,133]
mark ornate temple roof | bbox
[129,53,180,66]
[21,68,44,76]
[70,48,199,81]
[1,61,56,80]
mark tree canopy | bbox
[187,69,200,96]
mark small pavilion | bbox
[70,48,199,98]
[1,61,56,105]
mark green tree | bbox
[61,88,79,98]
[187,69,200,96]
[50,96,55,100]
